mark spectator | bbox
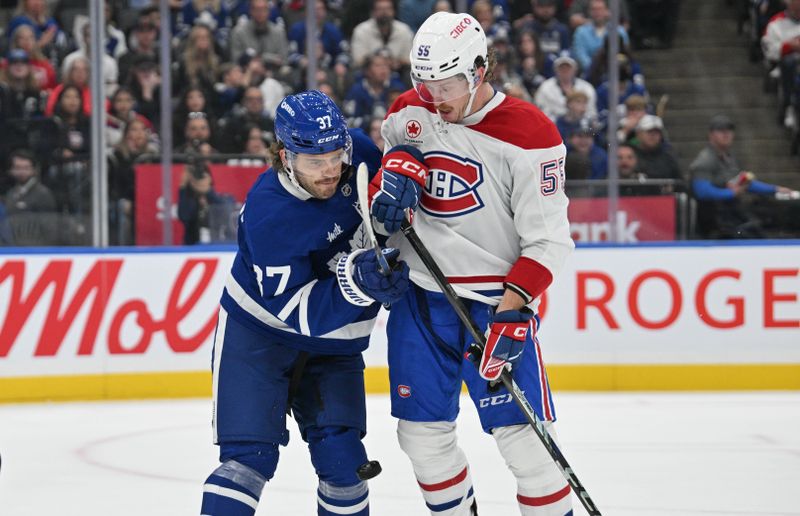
[7,0,67,62]
[173,24,222,98]
[173,86,214,148]
[176,111,218,157]
[61,17,119,95]
[616,142,661,195]
[350,0,414,71]
[212,62,246,117]
[102,0,128,60]
[107,118,157,245]
[257,57,288,118]
[241,123,271,160]
[45,56,91,117]
[118,20,159,86]
[52,85,90,159]
[3,148,57,245]
[229,0,288,69]
[106,86,155,148]
[586,32,643,87]
[518,0,570,76]
[0,49,46,120]
[126,55,161,127]
[516,30,547,96]
[398,0,438,32]
[488,48,532,102]
[571,0,629,72]
[472,0,511,43]
[761,0,800,128]
[556,90,595,141]
[8,25,56,90]
[344,52,408,130]
[288,0,348,67]
[367,116,385,150]
[595,54,648,125]
[567,0,629,30]
[0,200,12,245]
[690,115,799,238]
[534,52,598,121]
[178,160,234,245]
[566,124,607,180]
[632,114,682,182]
[216,86,275,153]
[616,94,648,143]
[173,0,234,47]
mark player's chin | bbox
[313,179,339,199]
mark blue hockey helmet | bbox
[274,90,352,158]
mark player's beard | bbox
[298,170,342,199]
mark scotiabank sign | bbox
[135,164,264,245]
[1,245,798,380]
[568,196,675,242]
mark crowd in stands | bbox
[0,0,795,245]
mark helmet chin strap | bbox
[454,67,485,122]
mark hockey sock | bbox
[493,424,572,516]
[317,480,369,515]
[398,420,476,516]
[201,460,268,516]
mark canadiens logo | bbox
[397,384,411,398]
[405,120,422,139]
[420,151,484,217]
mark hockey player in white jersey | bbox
[370,12,575,516]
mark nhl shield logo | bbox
[405,120,422,139]
[397,384,411,398]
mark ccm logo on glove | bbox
[384,156,427,182]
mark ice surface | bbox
[0,393,798,515]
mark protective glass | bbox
[412,74,472,104]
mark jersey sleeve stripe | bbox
[224,272,373,340]
[276,280,317,321]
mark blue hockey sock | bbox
[317,480,369,516]
[201,461,268,516]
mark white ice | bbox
[1,393,799,515]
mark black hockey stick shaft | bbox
[400,219,601,516]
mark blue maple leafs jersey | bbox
[220,128,383,355]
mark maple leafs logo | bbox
[406,119,422,138]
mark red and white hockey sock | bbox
[398,420,476,516]
[417,466,476,515]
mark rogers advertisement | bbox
[1,244,797,396]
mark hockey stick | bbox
[400,219,602,516]
[356,162,392,275]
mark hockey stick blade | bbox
[400,218,602,516]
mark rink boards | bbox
[0,242,798,402]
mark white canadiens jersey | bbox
[383,89,575,307]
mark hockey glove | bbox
[351,248,410,305]
[372,145,429,233]
[478,309,534,381]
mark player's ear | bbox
[279,148,288,168]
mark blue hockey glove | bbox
[372,145,428,233]
[478,309,534,381]
[338,248,409,306]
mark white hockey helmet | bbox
[409,12,488,104]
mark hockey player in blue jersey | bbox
[200,90,410,516]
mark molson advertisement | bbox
[1,243,798,402]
